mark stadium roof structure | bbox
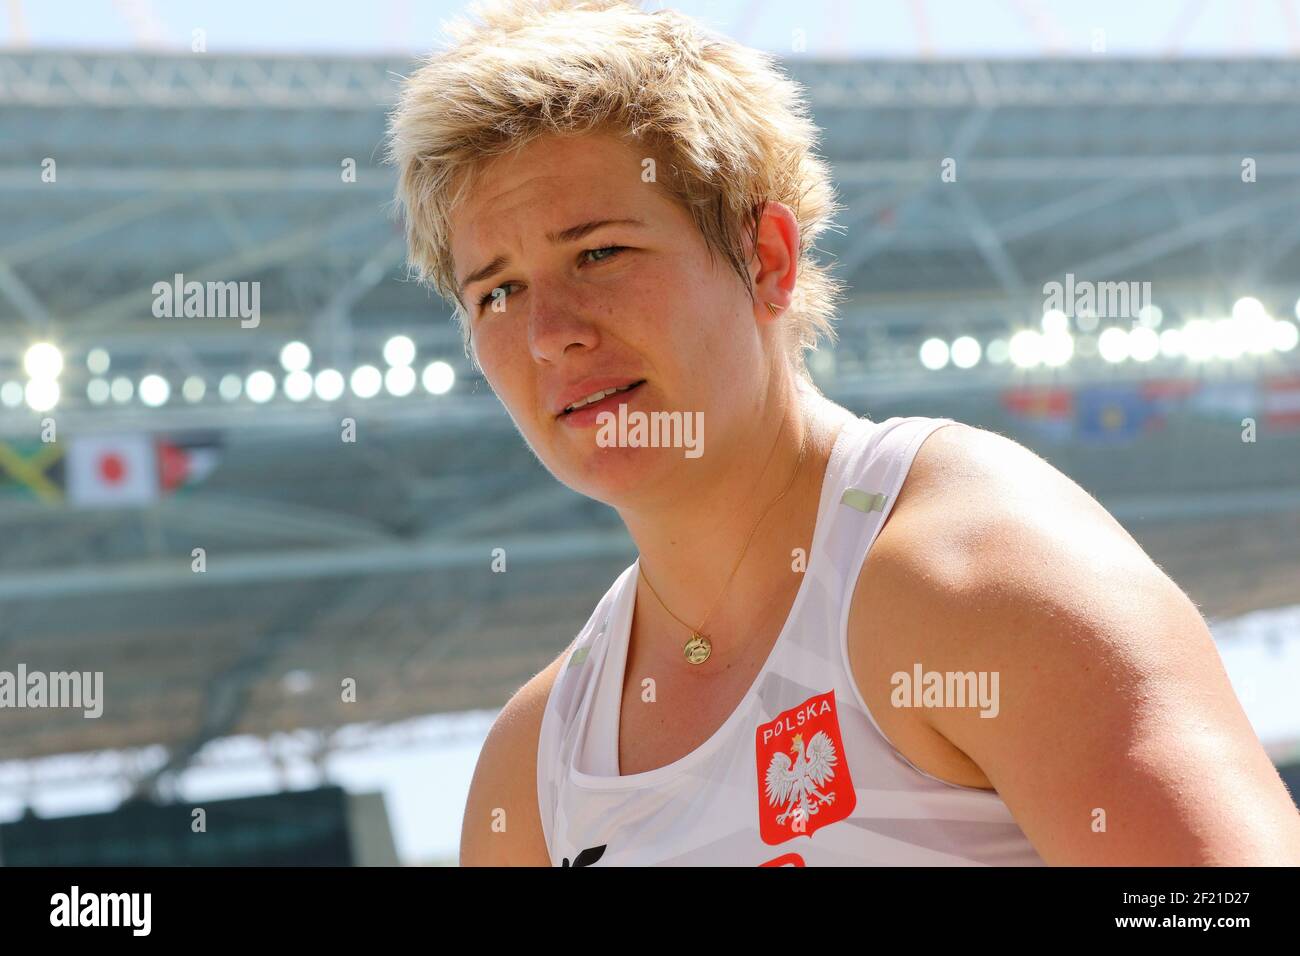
[1,51,1299,791]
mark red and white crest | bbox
[755,689,856,844]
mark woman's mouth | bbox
[558,380,646,427]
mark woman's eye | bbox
[583,245,626,264]
[478,284,515,309]
[477,248,625,310]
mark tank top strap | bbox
[816,415,958,596]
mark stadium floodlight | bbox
[283,370,314,402]
[1041,309,1068,335]
[950,336,981,369]
[280,341,312,373]
[1212,318,1245,360]
[0,381,23,408]
[1182,320,1216,362]
[1042,331,1074,367]
[1244,321,1275,356]
[383,335,416,367]
[1009,330,1044,368]
[1273,320,1299,353]
[1235,308,1276,356]
[1226,297,1273,355]
[1128,326,1160,362]
[86,379,110,404]
[86,348,111,375]
[111,376,134,403]
[1231,296,1266,323]
[1137,305,1162,328]
[218,373,242,401]
[986,339,1009,365]
[139,374,170,407]
[282,670,314,695]
[423,361,455,395]
[24,378,59,412]
[24,342,62,380]
[182,376,206,403]
[314,369,345,401]
[385,365,416,397]
[1295,297,1300,321]
[245,370,276,403]
[350,365,383,399]
[1098,327,1130,363]
[1159,328,1183,358]
[919,338,949,370]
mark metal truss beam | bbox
[433,484,581,540]
[993,178,1154,243]
[156,493,400,547]
[6,53,1300,114]
[796,58,1300,108]
[835,105,994,276]
[0,166,394,192]
[131,574,412,795]
[68,203,384,329]
[946,188,1026,298]
[0,193,190,264]
[0,530,635,601]
[0,711,494,797]
[0,258,50,328]
[1062,183,1300,280]
[831,154,1300,185]
[0,51,408,109]
[5,476,1300,602]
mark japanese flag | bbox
[66,434,159,507]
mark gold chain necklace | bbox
[637,415,809,665]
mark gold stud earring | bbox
[766,302,780,317]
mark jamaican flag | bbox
[0,439,65,503]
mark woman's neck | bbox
[618,380,855,672]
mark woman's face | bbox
[449,131,786,506]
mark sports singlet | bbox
[536,415,1046,866]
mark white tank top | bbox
[536,415,1046,866]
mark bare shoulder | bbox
[844,421,1098,788]
[850,419,1178,743]
[886,420,1135,542]
[459,644,570,867]
[868,421,1153,590]
[851,421,1300,863]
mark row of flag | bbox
[1002,375,1300,444]
[4,377,1294,500]
[0,433,222,507]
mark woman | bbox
[387,0,1300,866]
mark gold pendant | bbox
[683,632,712,665]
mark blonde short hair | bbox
[386,0,843,379]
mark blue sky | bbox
[2,0,1299,57]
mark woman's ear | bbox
[749,201,799,320]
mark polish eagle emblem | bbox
[764,730,839,829]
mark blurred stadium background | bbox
[0,0,1298,865]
